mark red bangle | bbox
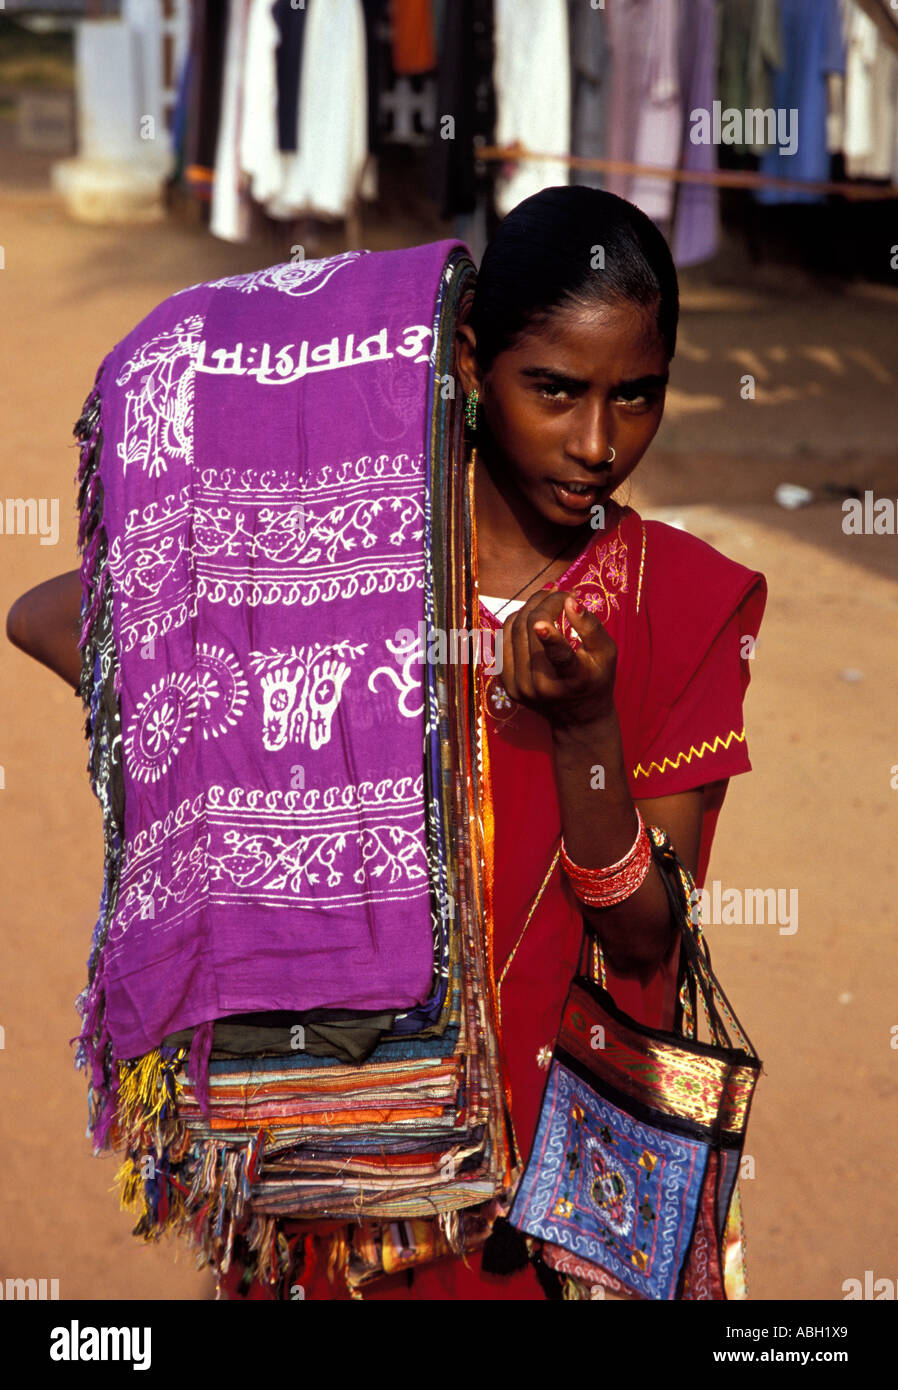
[561,809,652,908]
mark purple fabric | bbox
[672,0,719,268]
[92,241,464,1058]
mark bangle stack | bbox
[561,809,652,907]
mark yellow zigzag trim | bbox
[633,727,746,780]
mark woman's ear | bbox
[454,323,481,399]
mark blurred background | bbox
[1,0,896,1302]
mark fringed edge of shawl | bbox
[70,360,126,1153]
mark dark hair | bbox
[469,186,679,371]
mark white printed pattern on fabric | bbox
[124,672,199,785]
[107,456,425,654]
[368,632,426,720]
[194,645,250,740]
[249,641,367,752]
[194,322,434,385]
[115,316,205,478]
[125,643,250,784]
[107,778,429,946]
[203,251,367,296]
[169,251,367,299]
[124,638,364,784]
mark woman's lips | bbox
[550,480,604,512]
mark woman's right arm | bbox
[6,570,84,691]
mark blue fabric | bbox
[510,1059,711,1300]
[756,0,845,204]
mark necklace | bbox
[487,533,584,622]
[473,444,587,621]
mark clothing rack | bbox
[161,0,898,262]
[478,143,898,203]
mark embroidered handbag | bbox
[507,827,762,1301]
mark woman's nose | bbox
[567,401,612,468]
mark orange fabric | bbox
[391,0,437,74]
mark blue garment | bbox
[756,0,845,204]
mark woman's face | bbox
[459,298,670,530]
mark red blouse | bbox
[227,504,767,1301]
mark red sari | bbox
[224,503,767,1301]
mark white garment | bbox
[493,0,570,218]
[479,594,525,618]
[211,0,252,243]
[239,0,284,208]
[842,3,898,179]
[268,0,368,220]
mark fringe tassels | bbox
[71,360,129,1157]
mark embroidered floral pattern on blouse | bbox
[481,526,631,725]
[558,531,629,645]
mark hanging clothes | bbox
[391,0,437,74]
[672,0,720,267]
[273,0,310,153]
[270,0,369,220]
[492,0,570,218]
[842,2,898,180]
[239,0,284,209]
[756,0,845,204]
[567,0,611,190]
[605,0,682,228]
[429,0,495,221]
[211,0,252,243]
[718,0,784,154]
[183,0,230,202]
[361,0,390,157]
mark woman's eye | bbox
[537,383,571,400]
[616,391,650,409]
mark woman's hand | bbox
[498,588,617,728]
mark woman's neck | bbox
[473,445,590,568]
[472,447,596,603]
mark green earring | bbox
[465,388,479,430]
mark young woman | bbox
[7,186,765,1301]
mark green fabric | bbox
[163,1011,397,1065]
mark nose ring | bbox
[606,446,616,464]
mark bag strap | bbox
[646,828,759,1057]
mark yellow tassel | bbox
[113,1157,149,1222]
[326,1229,351,1290]
[116,1046,187,1139]
[438,1209,463,1255]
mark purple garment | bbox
[672,0,719,268]
[757,0,845,204]
[90,241,463,1058]
[605,0,682,226]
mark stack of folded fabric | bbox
[74,240,516,1296]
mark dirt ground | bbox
[1,161,896,1302]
